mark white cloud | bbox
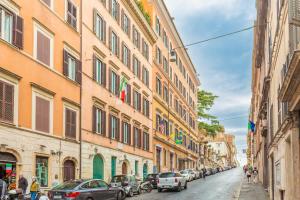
[165,0,256,20]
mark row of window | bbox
[156,76,196,127]
[155,113,197,153]
[155,16,196,95]
[0,79,78,139]
[94,1,150,61]
[92,106,150,151]
[93,56,150,117]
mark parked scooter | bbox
[138,181,152,193]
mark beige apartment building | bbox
[250,0,300,199]
[142,0,200,172]
[81,0,157,181]
[0,0,81,191]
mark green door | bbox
[93,155,104,179]
[143,163,148,181]
[111,157,116,177]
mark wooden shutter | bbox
[0,81,14,123]
[102,63,107,87]
[127,84,131,105]
[37,31,50,66]
[103,20,107,44]
[109,68,112,93]
[121,42,124,63]
[109,0,112,14]
[13,15,24,49]
[101,110,106,135]
[109,114,112,138]
[142,38,145,56]
[116,74,120,97]
[121,9,124,30]
[117,36,120,58]
[63,50,69,76]
[116,118,120,141]
[133,128,136,147]
[35,96,50,133]
[93,54,97,80]
[139,129,142,148]
[121,122,125,143]
[128,124,131,145]
[93,9,97,33]
[128,48,131,69]
[65,108,76,139]
[108,27,112,51]
[116,2,120,24]
[138,93,141,111]
[75,59,82,84]
[92,106,97,133]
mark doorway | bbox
[0,152,17,190]
[143,163,148,180]
[122,162,128,175]
[63,160,75,182]
[93,155,104,179]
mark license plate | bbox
[162,185,171,188]
[54,195,62,199]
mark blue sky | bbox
[164,0,256,165]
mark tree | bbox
[197,90,223,136]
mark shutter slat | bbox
[63,50,69,76]
[76,59,82,84]
[102,110,106,136]
[93,54,97,81]
[13,15,24,49]
[92,106,97,133]
[102,63,107,87]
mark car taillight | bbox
[65,192,81,199]
[175,178,178,183]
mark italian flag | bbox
[119,76,128,102]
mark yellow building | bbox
[142,0,200,172]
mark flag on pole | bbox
[176,131,183,144]
[248,121,255,132]
[169,132,176,141]
[119,76,128,102]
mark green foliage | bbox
[135,0,151,25]
[197,90,224,136]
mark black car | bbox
[110,175,140,197]
[48,179,125,200]
[145,174,159,188]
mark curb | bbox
[233,178,243,200]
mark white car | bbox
[180,170,193,182]
[157,172,187,192]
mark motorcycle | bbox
[4,189,23,200]
[138,181,152,193]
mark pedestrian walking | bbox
[202,168,207,180]
[51,174,60,188]
[243,165,248,175]
[246,170,251,183]
[0,179,7,200]
[252,167,258,183]
[18,175,28,199]
[30,177,40,200]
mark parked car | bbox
[180,170,192,182]
[205,168,212,176]
[191,169,200,179]
[48,179,126,200]
[110,175,140,197]
[158,172,187,192]
[211,168,218,174]
[144,174,159,189]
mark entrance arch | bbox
[143,163,148,180]
[122,162,128,175]
[0,152,17,186]
[93,155,104,179]
[63,160,75,181]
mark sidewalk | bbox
[238,177,268,200]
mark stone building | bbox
[250,0,300,199]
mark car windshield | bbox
[111,176,127,183]
[159,173,175,178]
[180,171,188,174]
[53,180,82,190]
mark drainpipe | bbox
[79,0,83,179]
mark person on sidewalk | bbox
[202,168,207,179]
[252,167,258,183]
[18,175,28,199]
[30,177,40,200]
[246,170,252,183]
[0,179,7,200]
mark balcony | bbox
[278,50,300,104]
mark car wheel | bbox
[137,187,142,195]
[128,189,134,197]
[87,198,93,200]
[184,182,187,190]
[158,188,162,192]
[116,191,123,200]
[177,183,182,192]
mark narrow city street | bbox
[131,168,243,200]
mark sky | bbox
[164,0,256,166]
